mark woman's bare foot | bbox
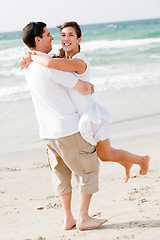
[64,217,76,230]
[76,216,107,230]
[139,155,150,175]
[119,161,133,183]
[123,163,133,183]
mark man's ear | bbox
[35,36,41,46]
[78,37,82,44]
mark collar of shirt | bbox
[34,51,52,58]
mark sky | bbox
[1,0,160,32]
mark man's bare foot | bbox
[64,217,76,230]
[139,155,150,175]
[76,216,107,230]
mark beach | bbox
[1,18,160,239]
[0,83,160,240]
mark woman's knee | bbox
[97,152,112,162]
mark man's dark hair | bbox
[22,22,46,49]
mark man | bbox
[22,21,107,230]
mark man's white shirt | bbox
[24,52,79,139]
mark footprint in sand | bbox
[37,202,62,210]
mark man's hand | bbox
[90,82,95,95]
[74,80,95,95]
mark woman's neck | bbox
[65,48,79,59]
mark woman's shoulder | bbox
[73,52,89,64]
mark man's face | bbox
[37,27,54,53]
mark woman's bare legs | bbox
[96,139,150,183]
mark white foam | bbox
[81,38,160,51]
[0,84,30,102]
[90,63,160,91]
[150,55,160,59]
[0,68,23,77]
[0,43,61,63]
[92,72,160,91]
[0,46,27,61]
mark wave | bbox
[150,55,160,59]
[1,37,160,64]
[142,32,160,39]
[0,68,23,77]
[0,46,27,61]
[0,43,61,62]
[81,38,160,51]
[1,64,160,103]
[92,75,160,91]
[0,84,30,102]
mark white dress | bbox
[68,52,112,146]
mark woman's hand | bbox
[19,52,34,71]
[90,83,95,95]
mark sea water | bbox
[0,18,160,102]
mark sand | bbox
[0,85,160,239]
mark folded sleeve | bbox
[47,68,78,88]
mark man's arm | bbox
[47,67,94,95]
[20,52,94,95]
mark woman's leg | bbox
[96,139,150,183]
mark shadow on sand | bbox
[99,219,160,230]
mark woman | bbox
[20,21,149,183]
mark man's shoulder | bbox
[24,62,50,79]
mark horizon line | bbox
[0,17,160,34]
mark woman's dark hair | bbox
[57,21,81,38]
[22,22,46,49]
[57,21,82,58]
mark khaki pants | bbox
[45,132,99,196]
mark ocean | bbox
[0,18,160,103]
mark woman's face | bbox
[60,26,81,53]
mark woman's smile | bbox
[64,43,71,46]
